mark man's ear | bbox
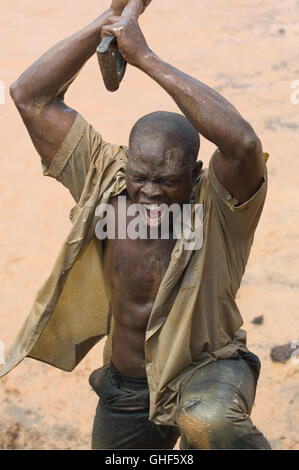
[193,160,203,181]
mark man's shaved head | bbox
[129,111,200,167]
[126,111,202,207]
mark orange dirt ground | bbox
[0,0,298,450]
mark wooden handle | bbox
[98,0,143,54]
[97,35,115,54]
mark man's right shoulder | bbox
[42,113,127,204]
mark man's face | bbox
[125,135,201,225]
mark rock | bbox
[270,343,293,363]
[278,28,285,34]
[251,315,264,325]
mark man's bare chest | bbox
[101,195,176,302]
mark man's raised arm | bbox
[9,1,151,168]
[101,14,265,205]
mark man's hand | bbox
[102,16,151,67]
[110,0,152,16]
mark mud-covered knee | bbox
[177,399,224,450]
[177,398,254,449]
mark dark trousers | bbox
[89,352,271,450]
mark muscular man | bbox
[5,1,271,449]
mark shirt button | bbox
[87,201,94,208]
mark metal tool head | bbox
[96,0,144,92]
[96,35,127,92]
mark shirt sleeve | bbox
[41,112,125,203]
[208,151,268,240]
[206,151,268,294]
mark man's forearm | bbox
[10,8,114,105]
[137,52,258,158]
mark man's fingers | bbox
[101,25,116,39]
[101,17,124,39]
[101,22,124,40]
[104,16,122,25]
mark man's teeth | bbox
[142,205,160,217]
[144,204,160,210]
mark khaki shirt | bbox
[0,113,268,426]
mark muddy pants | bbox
[89,352,271,449]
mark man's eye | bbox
[133,176,145,183]
[163,180,177,187]
[155,179,168,185]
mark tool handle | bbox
[97,35,115,54]
[98,0,144,53]
[97,0,144,91]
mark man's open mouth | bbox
[139,204,166,228]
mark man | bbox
[2,0,271,449]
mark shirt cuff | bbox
[42,113,88,179]
[208,151,268,212]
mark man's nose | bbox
[141,181,162,199]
